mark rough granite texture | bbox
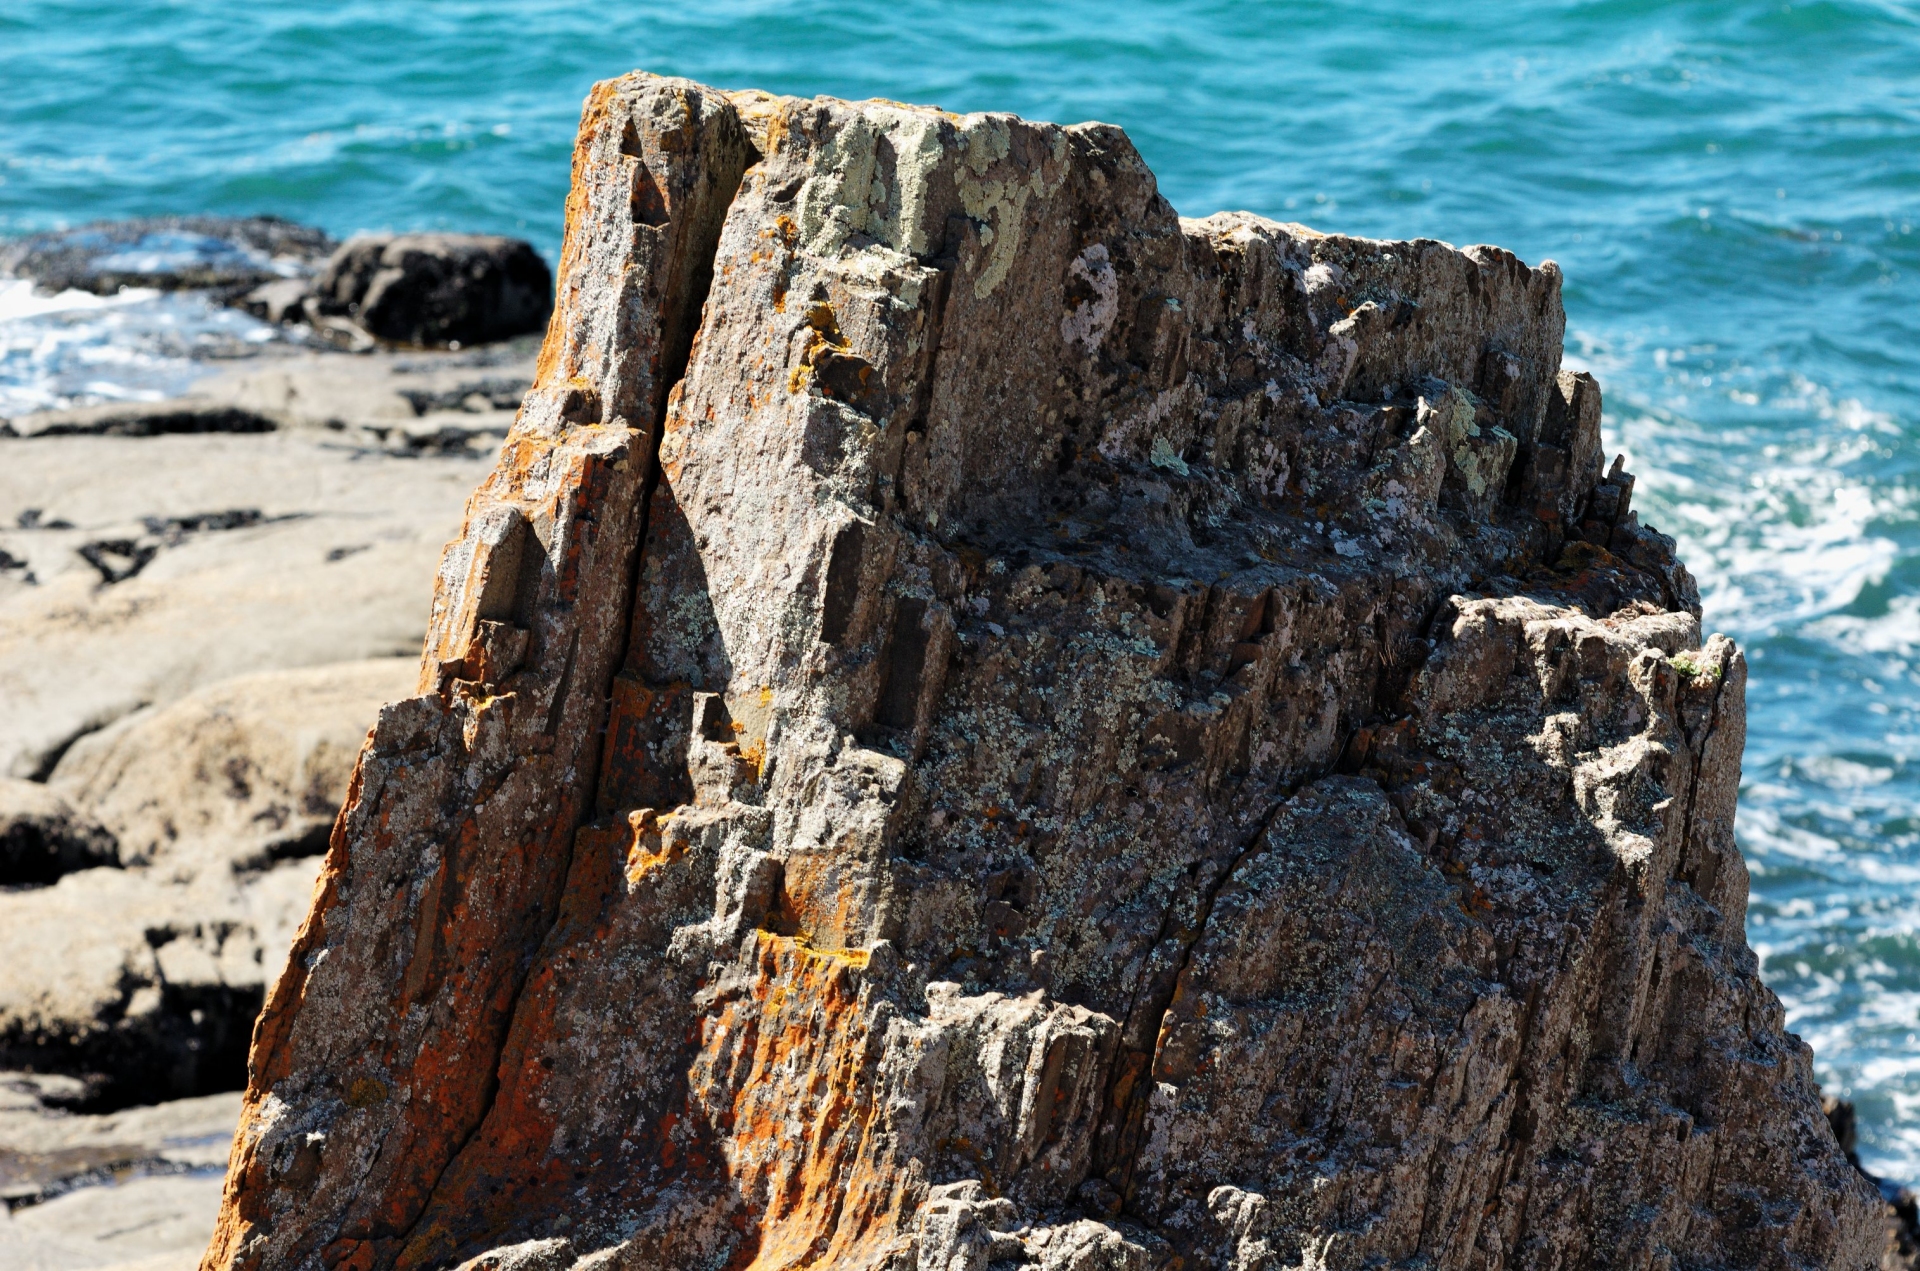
[201,75,1884,1271]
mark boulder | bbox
[49,659,416,873]
[0,662,407,1110]
[0,857,318,1110]
[0,216,333,301]
[0,779,116,886]
[200,74,1883,1271]
[307,233,553,348]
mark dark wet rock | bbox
[238,276,313,325]
[0,216,333,300]
[73,511,280,585]
[1825,1097,1920,1270]
[308,232,553,348]
[8,404,277,439]
[76,539,157,585]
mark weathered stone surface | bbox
[308,234,553,348]
[203,74,1881,1270]
[3,1171,225,1271]
[49,660,416,874]
[0,664,410,1110]
[0,426,489,780]
[0,778,116,886]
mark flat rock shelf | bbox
[199,75,1883,1271]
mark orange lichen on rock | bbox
[694,935,911,1271]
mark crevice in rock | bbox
[387,96,754,1265]
[21,706,137,784]
[1097,753,1343,1202]
[230,820,336,875]
[1,978,266,1113]
[0,811,118,887]
[28,407,277,438]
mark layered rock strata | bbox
[203,74,1883,1270]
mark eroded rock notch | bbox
[202,74,1882,1271]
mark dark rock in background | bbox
[306,232,553,348]
[1825,1097,1920,1270]
[1,218,552,353]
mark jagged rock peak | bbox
[201,72,1881,1271]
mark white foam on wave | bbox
[1572,331,1912,640]
[1636,418,1903,636]
[0,276,282,418]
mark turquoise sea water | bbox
[7,0,1920,1178]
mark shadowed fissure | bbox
[388,139,752,1253]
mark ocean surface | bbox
[6,0,1920,1178]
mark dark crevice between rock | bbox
[1094,753,1344,1205]
[398,378,529,417]
[25,408,277,438]
[230,820,337,876]
[2,979,265,1114]
[0,813,118,887]
[77,539,157,584]
[0,547,37,585]
[1,1151,219,1215]
[78,508,288,585]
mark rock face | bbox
[202,75,1882,1271]
[307,234,554,348]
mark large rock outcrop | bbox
[201,75,1882,1270]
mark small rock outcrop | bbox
[304,234,553,348]
[0,661,415,1110]
[202,75,1883,1270]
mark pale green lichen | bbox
[1668,651,1722,680]
[1149,436,1190,476]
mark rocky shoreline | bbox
[191,74,1904,1271]
[0,220,552,1269]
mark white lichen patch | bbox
[1060,243,1118,355]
